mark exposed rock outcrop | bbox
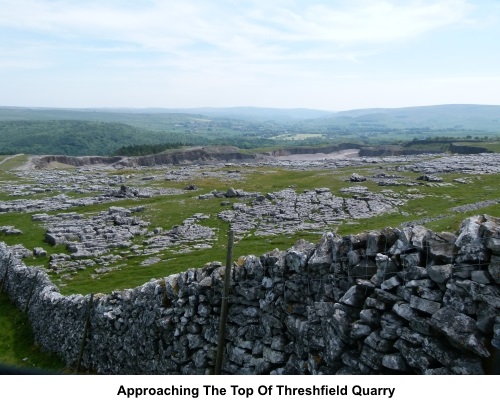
[32,146,261,169]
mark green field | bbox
[1,157,499,295]
[272,133,326,141]
[0,294,67,372]
[1,146,500,370]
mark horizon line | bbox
[2,103,500,114]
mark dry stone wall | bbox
[1,214,499,375]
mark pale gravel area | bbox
[274,149,360,161]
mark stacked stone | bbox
[0,214,498,375]
[219,214,499,375]
[0,249,87,364]
[86,262,225,374]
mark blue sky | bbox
[1,0,499,111]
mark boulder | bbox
[430,307,490,357]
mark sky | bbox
[1,0,500,111]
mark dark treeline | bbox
[0,120,165,155]
[113,137,279,156]
[0,120,201,156]
[0,119,282,156]
[405,135,492,146]
[0,150,17,155]
[210,136,277,149]
[113,143,191,156]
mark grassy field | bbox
[1,158,499,295]
[272,133,326,141]
[0,294,66,372]
[0,154,28,170]
[1,152,500,370]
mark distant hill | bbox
[157,107,333,121]
[1,104,499,156]
[2,104,500,129]
[312,104,500,131]
[0,106,332,123]
[0,107,209,131]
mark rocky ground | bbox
[1,151,500,284]
[2,213,498,374]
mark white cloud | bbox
[0,0,475,88]
[291,0,472,44]
[0,1,474,54]
[1,0,496,109]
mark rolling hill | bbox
[0,104,499,156]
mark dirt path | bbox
[0,154,39,171]
[0,153,24,166]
